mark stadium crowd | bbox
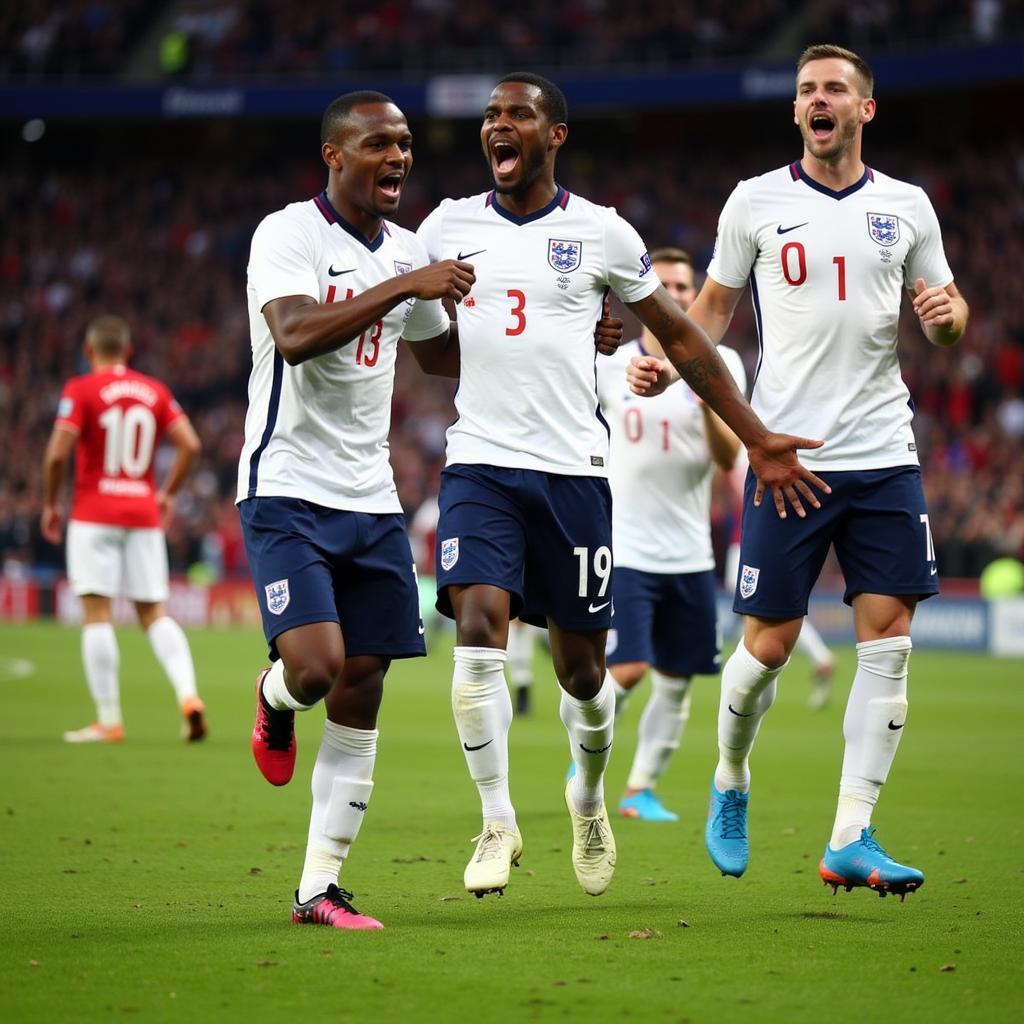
[1,126,1021,583]
[2,0,1018,79]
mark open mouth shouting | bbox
[490,139,521,181]
[808,110,836,143]
[376,170,404,204]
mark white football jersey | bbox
[239,192,447,510]
[597,340,746,573]
[417,187,659,476]
[707,162,954,471]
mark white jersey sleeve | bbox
[248,211,321,308]
[707,183,757,289]
[400,233,448,342]
[904,188,954,290]
[603,212,662,304]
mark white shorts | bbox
[66,520,170,602]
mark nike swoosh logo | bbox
[579,742,612,754]
[776,223,808,234]
[588,602,610,613]
[887,720,905,731]
[930,567,938,576]
[463,739,493,752]
[328,266,356,276]
[418,625,425,635]
[728,704,755,718]
[457,249,486,260]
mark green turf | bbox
[1,621,1021,1023]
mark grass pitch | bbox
[1,621,1021,1023]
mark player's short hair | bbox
[321,90,395,144]
[497,72,568,125]
[649,247,693,268]
[797,44,873,98]
[85,315,131,357]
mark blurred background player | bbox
[596,247,745,821]
[240,91,474,930]
[723,447,837,710]
[505,617,543,715]
[40,314,206,743]
[630,44,968,899]
[417,72,825,902]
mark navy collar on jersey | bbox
[485,185,571,225]
[789,160,873,200]
[313,190,391,251]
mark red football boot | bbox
[251,668,296,785]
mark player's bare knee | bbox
[287,659,343,704]
[612,662,647,689]
[560,661,604,701]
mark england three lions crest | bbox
[440,537,459,572]
[867,213,900,246]
[739,565,759,600]
[548,239,582,273]
[265,579,290,615]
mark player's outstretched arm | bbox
[912,279,968,348]
[626,286,830,518]
[265,260,474,365]
[40,426,76,544]
[156,417,201,522]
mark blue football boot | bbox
[819,827,924,900]
[705,781,749,877]
[619,789,678,822]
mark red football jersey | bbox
[55,366,185,528]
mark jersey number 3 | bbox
[506,289,526,336]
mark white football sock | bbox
[796,619,833,671]
[506,622,535,689]
[714,641,784,793]
[81,623,121,727]
[452,646,515,830]
[298,721,378,903]
[626,671,692,792]
[146,616,198,705]
[830,636,911,849]
[609,671,633,718]
[261,658,316,712]
[562,674,615,817]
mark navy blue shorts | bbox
[607,567,721,676]
[435,465,613,631]
[239,497,425,661]
[733,466,939,619]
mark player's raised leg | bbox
[293,655,386,930]
[136,601,206,741]
[820,593,923,898]
[448,584,521,897]
[707,618,796,876]
[553,624,617,895]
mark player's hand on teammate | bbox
[40,504,64,545]
[594,298,624,356]
[747,435,831,520]
[408,260,476,303]
[627,354,677,396]
[912,278,954,329]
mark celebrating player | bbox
[629,45,968,898]
[415,72,826,900]
[596,248,744,822]
[239,90,476,931]
[41,315,207,743]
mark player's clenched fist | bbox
[627,354,675,396]
[407,260,476,303]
